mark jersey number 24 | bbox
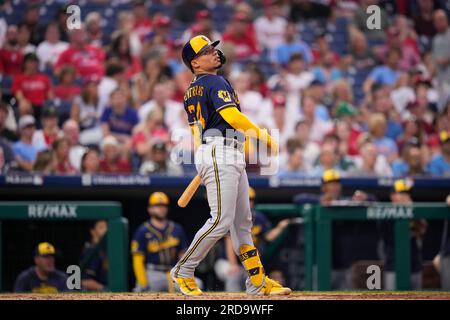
[188,102,205,129]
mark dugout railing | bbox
[0,201,129,292]
[255,203,450,291]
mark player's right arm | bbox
[131,231,148,289]
[132,253,147,288]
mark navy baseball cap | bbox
[182,35,220,72]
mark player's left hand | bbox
[261,129,279,156]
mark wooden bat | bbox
[178,175,202,208]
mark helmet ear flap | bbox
[217,49,226,67]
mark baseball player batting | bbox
[170,35,291,296]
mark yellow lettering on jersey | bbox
[184,86,204,101]
[188,102,205,129]
[146,236,180,253]
[218,90,232,102]
[32,284,59,293]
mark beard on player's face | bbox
[148,206,168,221]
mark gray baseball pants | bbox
[172,139,261,294]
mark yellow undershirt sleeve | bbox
[132,253,147,288]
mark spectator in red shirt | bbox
[12,53,53,121]
[55,27,105,82]
[222,12,260,62]
[54,65,81,102]
[377,25,420,72]
[52,137,76,174]
[132,0,153,41]
[99,135,131,174]
[0,25,23,76]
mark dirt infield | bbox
[1,292,449,300]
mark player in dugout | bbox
[131,192,200,292]
[79,219,108,291]
[14,242,68,293]
[293,169,376,289]
[380,179,427,290]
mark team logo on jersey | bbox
[218,90,232,102]
[147,236,180,253]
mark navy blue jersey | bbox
[380,222,423,272]
[80,241,108,286]
[131,220,188,267]
[14,267,68,293]
[184,74,244,141]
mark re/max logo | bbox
[28,205,77,219]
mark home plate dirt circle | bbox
[0,292,449,300]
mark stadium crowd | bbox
[0,0,450,178]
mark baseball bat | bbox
[178,175,202,208]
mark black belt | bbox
[202,136,244,151]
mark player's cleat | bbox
[171,272,203,296]
[257,277,292,296]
